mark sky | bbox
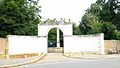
[39,0,97,25]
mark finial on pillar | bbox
[69,19,71,22]
[54,18,56,21]
[61,18,63,20]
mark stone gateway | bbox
[8,22,105,55]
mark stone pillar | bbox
[99,33,105,55]
[57,28,60,48]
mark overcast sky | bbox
[39,0,97,24]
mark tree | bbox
[86,3,101,16]
[73,23,81,35]
[48,28,57,47]
[115,31,120,40]
[101,22,117,39]
[98,0,120,30]
[0,0,41,37]
[80,0,120,40]
[80,13,101,34]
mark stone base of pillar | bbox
[7,54,9,59]
[56,47,61,49]
[56,47,60,49]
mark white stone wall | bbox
[8,23,104,55]
[8,35,47,55]
[64,33,104,54]
[38,24,73,36]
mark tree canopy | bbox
[79,0,120,40]
[0,0,41,37]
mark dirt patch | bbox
[104,40,120,54]
[8,53,41,59]
[0,38,7,54]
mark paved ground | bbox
[0,56,39,66]
[20,53,120,68]
[39,53,80,62]
[23,58,120,68]
[38,53,120,62]
[0,53,120,68]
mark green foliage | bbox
[98,0,120,30]
[115,31,120,40]
[100,22,116,39]
[73,23,81,35]
[80,0,120,40]
[48,28,63,47]
[48,28,57,47]
[0,0,41,37]
[80,13,101,34]
[86,3,101,16]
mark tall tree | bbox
[48,28,57,47]
[80,0,120,40]
[80,6,101,35]
[0,0,41,37]
[73,23,81,35]
[98,0,120,30]
[101,22,116,39]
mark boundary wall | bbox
[64,33,104,55]
[8,35,47,55]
